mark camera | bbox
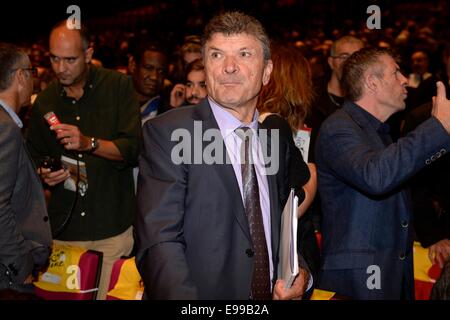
[41,156,63,172]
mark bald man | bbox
[26,21,141,299]
[307,36,364,236]
[309,36,364,163]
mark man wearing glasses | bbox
[26,21,141,300]
[306,36,364,241]
[310,36,365,161]
[0,43,52,296]
[18,67,38,77]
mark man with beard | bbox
[170,58,207,108]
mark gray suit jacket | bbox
[0,106,52,287]
[135,100,307,299]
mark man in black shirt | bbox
[27,21,141,300]
[308,36,364,233]
[309,36,364,162]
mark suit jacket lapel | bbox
[192,101,252,242]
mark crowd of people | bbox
[1,1,450,301]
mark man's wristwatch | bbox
[89,137,99,152]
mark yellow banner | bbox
[34,244,89,293]
[107,257,144,300]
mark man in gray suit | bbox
[0,43,52,294]
[136,12,311,300]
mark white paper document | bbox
[293,128,311,162]
[277,188,299,289]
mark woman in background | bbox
[258,43,316,217]
[257,43,320,294]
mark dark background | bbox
[1,0,440,43]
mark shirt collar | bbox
[344,100,386,133]
[140,95,161,111]
[377,122,391,135]
[0,99,23,128]
[208,97,259,138]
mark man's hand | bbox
[23,274,34,284]
[431,81,450,134]
[428,239,450,268]
[38,167,70,186]
[51,123,91,151]
[170,84,186,108]
[272,267,309,300]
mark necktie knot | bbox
[235,126,252,141]
[235,127,254,165]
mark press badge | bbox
[294,127,312,162]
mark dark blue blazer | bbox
[315,101,450,299]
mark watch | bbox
[90,137,99,152]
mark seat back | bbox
[106,257,144,300]
[34,244,102,300]
[413,241,442,300]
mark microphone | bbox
[42,113,79,238]
[43,111,61,127]
[42,111,64,171]
[43,111,65,136]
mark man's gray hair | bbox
[201,11,271,61]
[342,47,399,101]
[0,42,28,92]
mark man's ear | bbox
[128,57,136,74]
[327,56,335,70]
[15,69,26,91]
[84,47,94,64]
[364,73,379,94]
[262,59,273,86]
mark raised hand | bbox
[431,81,450,133]
[170,83,187,108]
